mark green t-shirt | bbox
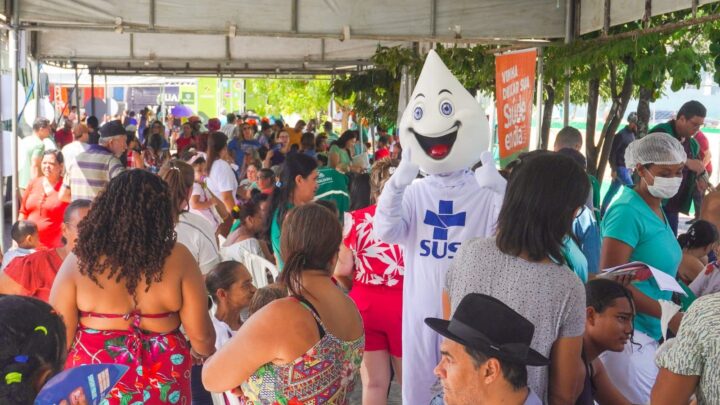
[329,144,352,169]
[271,203,294,271]
[601,186,682,340]
[18,134,45,189]
[314,167,349,222]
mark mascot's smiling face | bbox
[399,50,490,174]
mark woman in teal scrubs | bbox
[268,153,319,270]
[599,133,687,404]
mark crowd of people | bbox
[0,84,719,405]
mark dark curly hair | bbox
[74,170,176,296]
[0,295,66,405]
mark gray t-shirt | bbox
[445,237,586,401]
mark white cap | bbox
[625,132,686,168]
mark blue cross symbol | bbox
[423,200,466,240]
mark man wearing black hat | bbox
[60,120,127,202]
[426,293,547,405]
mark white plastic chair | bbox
[242,250,279,288]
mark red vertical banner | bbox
[495,48,537,167]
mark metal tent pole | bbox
[104,74,109,117]
[34,61,40,117]
[90,71,96,118]
[74,63,80,121]
[10,3,20,223]
[0,43,4,252]
[535,47,544,150]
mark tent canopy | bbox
[4,0,719,75]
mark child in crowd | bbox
[0,294,67,404]
[247,284,288,316]
[1,221,39,271]
[676,220,718,285]
[581,279,635,405]
[187,153,227,229]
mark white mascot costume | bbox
[374,50,507,405]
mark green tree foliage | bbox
[245,78,332,120]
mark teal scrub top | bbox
[562,236,588,283]
[271,203,294,271]
[601,186,682,340]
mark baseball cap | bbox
[99,121,126,138]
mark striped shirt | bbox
[63,144,124,201]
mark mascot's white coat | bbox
[374,50,507,405]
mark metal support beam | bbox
[129,33,135,58]
[90,71,96,118]
[34,60,41,117]
[74,63,80,121]
[602,0,611,36]
[10,0,20,223]
[562,0,574,128]
[104,74,109,118]
[643,0,652,29]
[0,40,4,251]
[430,0,437,36]
[291,0,299,33]
[535,47,544,150]
[149,0,156,29]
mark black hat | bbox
[425,293,549,366]
[99,120,126,138]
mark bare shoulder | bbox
[166,243,196,269]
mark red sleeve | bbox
[4,255,36,296]
[19,178,38,217]
[343,213,357,249]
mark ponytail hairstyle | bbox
[369,158,399,204]
[158,160,195,219]
[205,261,244,304]
[206,132,228,174]
[348,173,371,212]
[267,153,318,232]
[0,295,67,405]
[231,200,259,225]
[678,219,718,250]
[279,204,342,297]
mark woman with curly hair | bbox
[50,169,216,405]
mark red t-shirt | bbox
[54,128,73,149]
[343,205,404,289]
[19,177,69,249]
[4,249,63,302]
[176,135,195,154]
[694,131,712,174]
[374,147,390,161]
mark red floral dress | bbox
[66,310,191,404]
[343,205,404,288]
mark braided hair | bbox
[0,295,66,405]
[73,170,176,296]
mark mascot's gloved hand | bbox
[474,151,507,195]
[389,147,420,189]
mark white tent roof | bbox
[5,0,719,74]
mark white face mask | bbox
[646,172,682,199]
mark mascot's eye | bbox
[413,106,424,120]
[439,100,454,117]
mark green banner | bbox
[197,78,218,121]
